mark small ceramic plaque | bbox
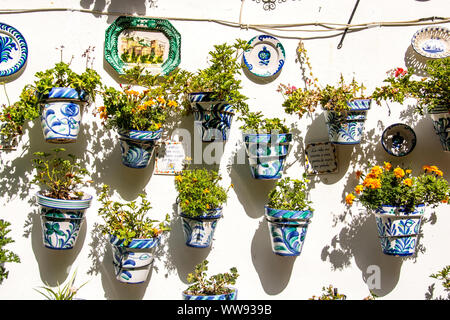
[243,34,285,78]
[305,142,338,175]
[0,22,28,77]
[411,26,450,59]
[154,141,186,175]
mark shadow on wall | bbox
[80,0,159,23]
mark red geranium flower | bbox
[394,67,407,77]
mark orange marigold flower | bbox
[98,106,106,112]
[406,169,412,174]
[394,167,405,179]
[442,197,448,204]
[100,112,108,120]
[345,193,356,205]
[167,100,178,108]
[203,188,210,194]
[403,178,413,187]
[157,96,166,104]
[144,99,155,107]
[423,165,432,172]
[206,204,210,209]
[354,185,364,195]
[175,175,183,183]
[370,166,383,177]
[383,162,392,171]
[363,178,381,189]
[355,170,363,180]
[434,169,444,177]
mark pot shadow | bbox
[250,219,296,295]
[320,210,403,297]
[80,0,158,22]
[24,204,88,286]
[162,203,212,284]
[404,44,432,77]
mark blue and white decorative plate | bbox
[381,123,417,157]
[0,22,28,77]
[243,34,285,78]
[411,26,449,59]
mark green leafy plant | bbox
[0,219,20,283]
[372,58,450,114]
[97,184,170,245]
[430,265,450,300]
[175,168,230,217]
[267,176,314,211]
[279,41,368,117]
[239,111,289,133]
[309,285,347,300]
[183,39,251,115]
[345,163,450,211]
[34,270,87,300]
[31,148,90,200]
[185,260,238,296]
[0,83,40,147]
[98,66,191,131]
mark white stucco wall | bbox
[0,0,449,300]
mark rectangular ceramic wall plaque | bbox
[154,141,186,175]
[305,142,338,175]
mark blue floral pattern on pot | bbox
[189,92,234,142]
[39,88,88,143]
[243,133,292,179]
[265,206,313,256]
[118,128,162,168]
[182,288,237,300]
[429,107,450,152]
[179,207,222,248]
[110,235,160,284]
[324,99,371,144]
[374,204,425,256]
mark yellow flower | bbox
[206,204,210,209]
[144,99,155,107]
[406,169,412,174]
[137,104,147,111]
[383,162,392,171]
[434,169,444,177]
[403,178,413,187]
[175,175,183,183]
[394,167,405,179]
[167,100,178,108]
[370,166,383,177]
[423,165,432,172]
[157,96,166,104]
[184,200,189,205]
[203,188,210,194]
[354,185,364,195]
[345,193,356,205]
[156,123,162,129]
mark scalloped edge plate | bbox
[243,34,285,78]
[381,123,417,157]
[411,26,450,59]
[0,22,28,77]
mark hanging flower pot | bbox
[243,133,292,179]
[324,99,371,144]
[39,88,88,143]
[179,207,222,248]
[428,106,450,152]
[374,204,425,256]
[118,128,162,168]
[189,92,234,142]
[265,206,313,256]
[182,288,238,300]
[109,235,160,284]
[36,192,92,250]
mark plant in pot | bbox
[0,219,20,284]
[182,260,239,300]
[34,269,87,300]
[174,168,230,248]
[98,67,190,168]
[32,148,92,250]
[239,111,291,180]
[182,39,251,142]
[346,163,449,256]
[372,58,450,151]
[19,51,102,143]
[279,41,371,144]
[97,184,170,284]
[265,176,314,256]
[0,83,40,150]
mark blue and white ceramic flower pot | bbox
[324,99,371,145]
[179,207,222,248]
[182,288,237,300]
[118,128,162,168]
[243,133,292,180]
[265,206,313,256]
[428,106,450,152]
[110,235,160,284]
[36,192,92,250]
[189,92,235,142]
[39,87,88,143]
[374,204,425,256]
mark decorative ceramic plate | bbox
[0,22,28,77]
[243,34,285,77]
[105,16,181,76]
[411,26,450,59]
[381,123,417,157]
